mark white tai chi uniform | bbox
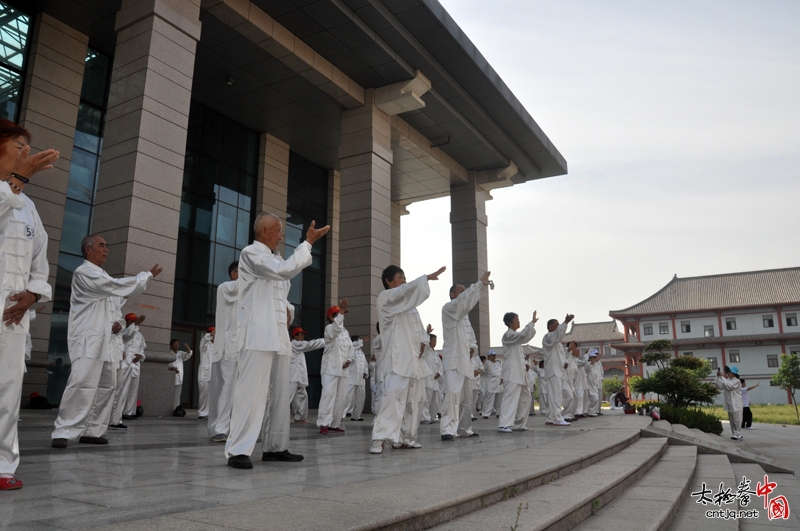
[526,366,537,415]
[440,281,483,438]
[535,366,548,415]
[371,334,383,413]
[52,263,152,442]
[0,186,50,478]
[168,348,193,408]
[224,240,312,459]
[586,360,601,416]
[372,275,431,446]
[471,355,484,416]
[106,297,134,428]
[594,359,604,414]
[482,359,503,417]
[368,358,377,413]
[541,322,569,425]
[562,353,578,420]
[208,280,238,437]
[318,314,353,428]
[715,375,743,439]
[290,338,323,421]
[344,339,368,420]
[122,328,146,417]
[420,344,441,423]
[109,321,140,425]
[573,352,588,416]
[197,333,214,418]
[498,321,536,430]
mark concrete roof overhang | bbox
[10,0,568,204]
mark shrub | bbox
[642,401,723,435]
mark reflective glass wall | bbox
[0,2,30,121]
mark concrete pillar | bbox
[450,172,491,354]
[390,202,405,265]
[326,169,341,308]
[338,94,392,338]
[17,13,89,395]
[92,0,201,357]
[256,132,290,254]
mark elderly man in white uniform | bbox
[121,316,147,420]
[289,326,323,423]
[51,235,161,448]
[562,341,579,421]
[370,264,445,454]
[344,334,369,421]
[208,261,239,442]
[439,272,490,441]
[109,312,144,430]
[197,327,215,420]
[0,124,58,490]
[498,312,537,432]
[585,351,601,417]
[541,315,574,426]
[482,350,503,418]
[420,334,441,424]
[225,213,328,469]
[535,360,548,416]
[167,339,193,411]
[318,300,354,433]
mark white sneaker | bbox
[554,420,571,426]
[518,427,530,431]
[745,427,754,430]
[498,426,513,433]
[369,440,384,454]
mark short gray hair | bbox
[253,212,281,234]
[81,234,101,258]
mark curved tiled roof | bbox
[562,321,624,343]
[610,267,800,317]
[610,332,800,351]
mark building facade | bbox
[609,268,800,405]
[6,0,567,414]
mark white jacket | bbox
[168,349,193,385]
[237,240,310,355]
[198,333,214,382]
[215,280,238,361]
[501,322,536,387]
[471,354,483,384]
[441,281,482,377]
[124,328,146,377]
[372,334,383,383]
[715,375,743,412]
[291,338,324,386]
[541,322,569,379]
[348,339,369,386]
[423,344,441,390]
[322,313,354,377]
[0,190,51,338]
[484,359,503,394]
[67,261,150,363]
[377,275,431,379]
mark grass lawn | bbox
[700,403,800,426]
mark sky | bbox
[400,0,800,347]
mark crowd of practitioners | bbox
[0,120,611,491]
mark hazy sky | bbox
[401,0,800,347]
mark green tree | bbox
[628,375,643,400]
[630,340,719,407]
[771,353,800,423]
[602,376,625,398]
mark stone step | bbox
[572,445,697,531]
[426,437,668,531]
[671,424,693,437]
[730,463,800,530]
[669,454,738,531]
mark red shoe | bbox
[319,426,329,434]
[329,427,346,433]
[0,477,23,490]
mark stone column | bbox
[338,94,392,338]
[325,169,341,308]
[17,14,89,395]
[255,133,290,255]
[390,202,405,265]
[91,0,201,356]
[450,172,490,354]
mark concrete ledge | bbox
[641,426,792,474]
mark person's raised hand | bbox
[339,298,348,312]
[305,220,330,244]
[14,145,59,179]
[135,315,146,326]
[480,271,491,286]
[427,266,446,281]
[184,342,191,352]
[150,264,163,277]
[532,310,539,324]
[565,314,575,324]
[426,324,433,335]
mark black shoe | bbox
[468,432,480,437]
[351,418,364,421]
[441,434,454,441]
[228,455,253,469]
[122,414,137,420]
[262,450,304,462]
[117,423,128,429]
[79,436,108,445]
[198,416,207,420]
[51,438,68,449]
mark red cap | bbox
[326,306,340,320]
[290,326,308,338]
[125,313,137,322]
[207,326,215,333]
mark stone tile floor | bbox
[3,408,584,530]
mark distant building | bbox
[609,268,800,405]
[562,321,626,393]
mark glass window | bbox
[682,352,694,357]
[707,357,718,370]
[643,324,653,335]
[80,50,111,107]
[659,322,669,334]
[0,4,30,121]
[725,317,736,331]
[66,148,98,203]
[767,354,779,368]
[0,65,22,120]
[763,315,775,328]
[786,313,798,327]
[680,321,691,333]
[214,201,237,246]
[704,325,714,338]
[74,102,103,153]
[729,350,740,362]
[60,200,92,256]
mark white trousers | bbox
[123,376,141,417]
[439,371,474,437]
[498,383,531,430]
[544,375,566,424]
[344,384,365,420]
[539,384,549,415]
[110,364,133,425]
[173,384,182,409]
[421,387,439,422]
[482,391,499,417]
[0,333,25,476]
[225,350,291,458]
[562,377,576,418]
[289,383,308,421]
[52,356,116,441]
[587,383,600,415]
[572,382,584,416]
[727,411,742,438]
[372,372,424,445]
[317,373,347,428]
[372,380,384,414]
[198,380,210,417]
[207,357,237,437]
